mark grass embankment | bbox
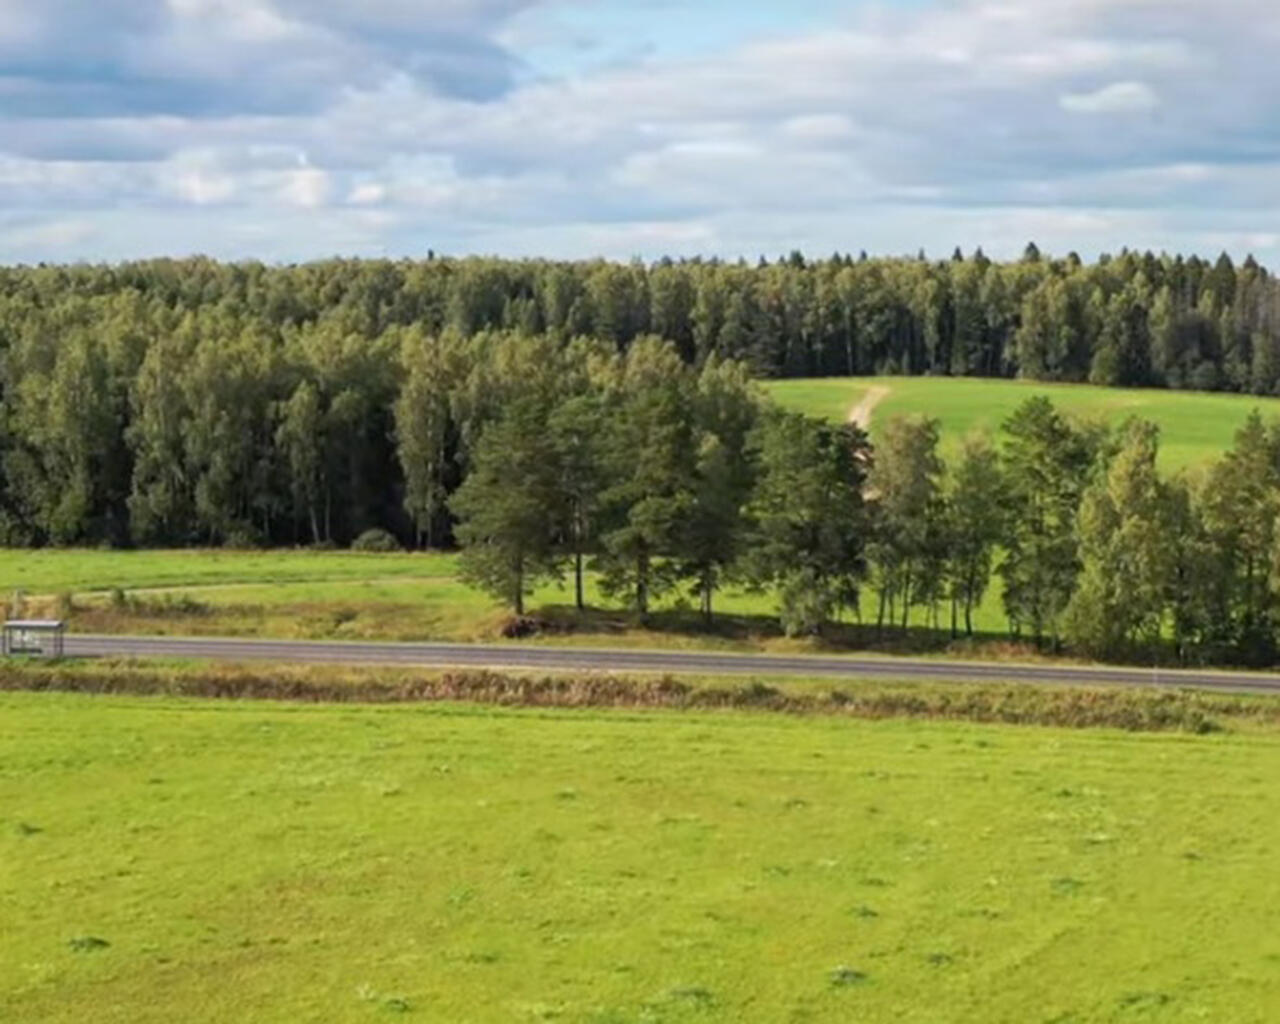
[3,690,1279,1022]
[765,375,1280,471]
[5,658,1274,733]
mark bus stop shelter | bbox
[2,620,66,658]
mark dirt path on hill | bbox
[848,385,890,428]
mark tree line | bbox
[5,284,1280,666]
[1,246,1278,551]
[446,342,1280,670]
[1,245,1278,392]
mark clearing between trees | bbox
[766,375,1280,470]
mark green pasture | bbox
[765,376,1280,470]
[2,548,1009,648]
[2,692,1278,1022]
[0,548,457,595]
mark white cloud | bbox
[347,182,387,205]
[1060,81,1160,114]
[780,114,856,142]
[2,0,1280,267]
[3,218,97,251]
[279,167,333,207]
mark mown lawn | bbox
[765,376,1280,471]
[2,692,1278,1022]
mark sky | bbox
[2,0,1279,265]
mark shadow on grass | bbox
[523,604,1053,662]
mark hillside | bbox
[765,376,1280,470]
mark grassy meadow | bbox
[3,547,1012,650]
[1,548,460,594]
[3,691,1279,1022]
[765,376,1280,470]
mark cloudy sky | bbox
[2,0,1278,264]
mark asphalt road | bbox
[60,633,1280,695]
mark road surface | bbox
[59,633,1280,695]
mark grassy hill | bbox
[3,690,1278,1022]
[765,377,1280,470]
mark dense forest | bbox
[0,246,1277,549]
[3,246,1277,388]
[5,249,1280,664]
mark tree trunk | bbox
[514,557,524,616]
[636,549,649,619]
[574,549,585,611]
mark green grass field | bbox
[3,547,1012,650]
[3,692,1278,1022]
[765,376,1280,470]
[1,548,459,594]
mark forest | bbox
[4,250,1280,665]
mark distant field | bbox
[2,692,1277,1022]
[765,376,1280,470]
[1,548,458,594]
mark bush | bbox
[222,526,264,550]
[351,528,402,553]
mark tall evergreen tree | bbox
[742,410,871,635]
[596,337,697,619]
[449,398,561,616]
[1199,411,1280,663]
[677,358,762,622]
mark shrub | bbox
[222,526,264,550]
[499,615,546,638]
[351,528,402,553]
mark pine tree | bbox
[742,410,871,636]
[449,398,560,615]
